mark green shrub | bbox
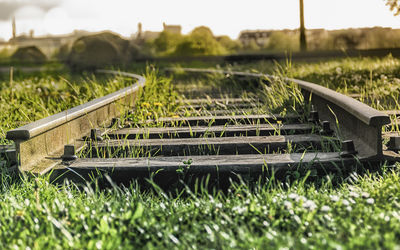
[173,26,227,56]
[152,31,183,56]
[264,31,299,52]
[216,35,242,53]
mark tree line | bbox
[143,26,400,57]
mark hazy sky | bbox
[0,0,399,40]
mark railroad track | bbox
[2,68,393,186]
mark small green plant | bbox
[182,158,193,168]
[176,158,193,178]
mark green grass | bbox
[227,55,400,134]
[0,59,400,249]
[127,68,180,125]
[230,55,400,111]
[290,55,400,111]
[0,167,399,249]
[0,70,136,144]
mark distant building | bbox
[239,28,328,49]
[141,31,162,41]
[239,30,273,47]
[163,22,181,34]
[135,22,182,42]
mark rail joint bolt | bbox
[340,140,358,157]
[61,145,78,161]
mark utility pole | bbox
[12,16,16,39]
[299,0,307,51]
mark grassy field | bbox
[0,69,137,144]
[230,55,400,111]
[0,58,400,249]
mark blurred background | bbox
[1,0,400,68]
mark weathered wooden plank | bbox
[177,98,255,105]
[87,134,338,157]
[106,123,314,139]
[183,108,266,116]
[383,110,400,117]
[0,145,14,152]
[383,131,400,137]
[149,114,301,126]
[179,103,259,110]
[54,152,356,175]
[0,144,16,164]
[52,153,361,186]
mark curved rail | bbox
[4,67,392,175]
[290,78,388,126]
[166,67,390,159]
[6,70,145,173]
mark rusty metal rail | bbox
[166,68,390,159]
[3,68,392,184]
[6,70,145,173]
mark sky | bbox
[0,0,399,41]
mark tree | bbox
[173,26,226,56]
[387,0,400,15]
[243,39,260,51]
[331,30,364,50]
[265,31,299,51]
[216,35,242,53]
[152,31,183,56]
